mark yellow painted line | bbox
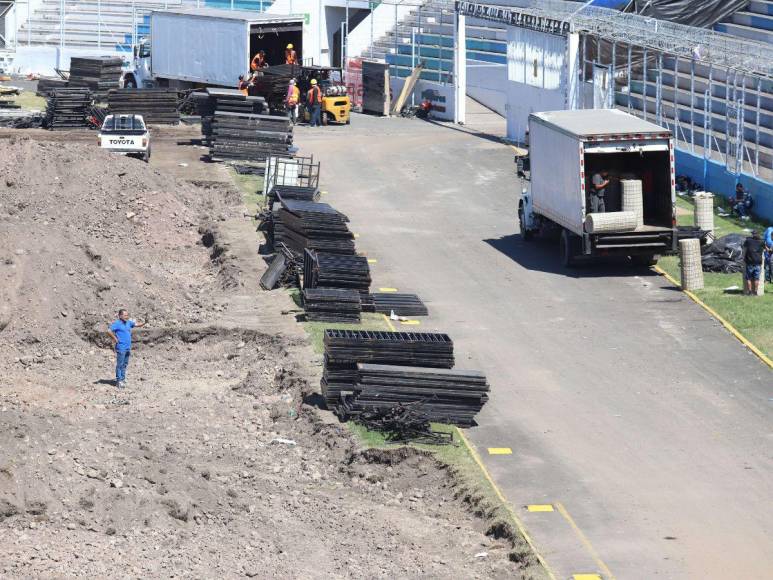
[653,266,772,369]
[455,428,558,580]
[354,233,360,238]
[367,259,377,264]
[527,504,555,512]
[320,190,328,195]
[381,313,396,332]
[487,447,512,455]
[556,503,615,580]
[378,287,398,293]
[573,575,603,580]
[400,319,420,326]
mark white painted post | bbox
[59,0,64,52]
[453,11,465,124]
[98,0,102,49]
[411,26,415,106]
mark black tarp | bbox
[629,0,749,29]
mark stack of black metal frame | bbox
[68,56,123,92]
[344,364,489,426]
[36,78,69,97]
[249,64,301,110]
[269,184,319,206]
[44,88,92,129]
[303,250,371,292]
[107,88,180,124]
[273,199,355,255]
[321,329,454,408]
[302,288,362,323]
[210,111,291,162]
[362,293,428,316]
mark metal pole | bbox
[580,35,586,109]
[454,11,466,124]
[230,0,234,10]
[642,47,647,120]
[98,0,101,50]
[755,77,761,173]
[690,58,695,152]
[609,41,616,109]
[28,0,31,46]
[626,43,632,113]
[672,54,678,135]
[370,1,374,58]
[60,0,64,52]
[345,0,349,65]
[393,2,398,74]
[340,20,346,68]
[411,26,415,106]
[655,53,662,126]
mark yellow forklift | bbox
[299,66,351,125]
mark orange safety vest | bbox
[307,86,322,104]
[285,49,297,65]
[251,53,266,71]
[287,85,300,106]
[238,80,249,96]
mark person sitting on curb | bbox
[107,309,146,388]
[742,230,764,296]
[730,183,753,220]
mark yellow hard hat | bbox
[310,78,317,85]
[287,44,294,49]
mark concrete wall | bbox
[466,61,507,116]
[12,45,124,75]
[675,149,773,223]
[389,76,455,121]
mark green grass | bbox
[10,90,47,111]
[229,168,265,218]
[659,195,772,358]
[303,311,392,354]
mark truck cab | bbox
[99,114,151,162]
[122,39,153,89]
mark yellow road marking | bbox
[527,504,555,512]
[381,314,396,332]
[400,319,420,325]
[367,259,377,264]
[653,266,772,369]
[487,447,513,455]
[378,287,398,292]
[354,233,360,238]
[320,190,328,194]
[573,575,603,580]
[556,503,615,580]
[455,429,557,580]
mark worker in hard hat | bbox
[306,77,322,127]
[285,44,297,65]
[250,50,267,71]
[286,78,300,125]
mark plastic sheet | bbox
[629,0,748,29]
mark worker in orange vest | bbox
[250,50,267,71]
[286,78,300,125]
[285,44,297,65]
[306,78,322,127]
[237,74,250,96]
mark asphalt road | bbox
[296,108,772,579]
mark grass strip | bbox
[659,196,772,359]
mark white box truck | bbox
[519,109,677,267]
[123,8,304,89]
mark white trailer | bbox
[519,109,677,267]
[123,9,304,89]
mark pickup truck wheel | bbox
[560,229,578,268]
[518,208,533,241]
[142,147,151,163]
[632,254,658,267]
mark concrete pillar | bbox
[566,32,580,110]
[454,12,466,125]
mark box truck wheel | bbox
[560,229,578,267]
[631,254,658,267]
[518,208,533,241]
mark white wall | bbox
[389,76,456,121]
[505,27,577,142]
[466,61,507,116]
[12,45,124,75]
[347,0,413,59]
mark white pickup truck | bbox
[99,114,151,162]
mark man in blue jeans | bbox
[107,309,146,388]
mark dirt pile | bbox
[0,137,239,371]
[0,134,535,578]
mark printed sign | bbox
[455,1,571,35]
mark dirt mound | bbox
[0,137,238,367]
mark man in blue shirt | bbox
[107,309,146,389]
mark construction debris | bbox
[349,401,454,444]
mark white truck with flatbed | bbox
[98,114,150,162]
[519,109,678,267]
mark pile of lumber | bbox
[321,329,454,408]
[44,88,92,129]
[303,250,371,292]
[345,364,489,426]
[302,288,362,323]
[362,293,428,316]
[68,56,123,92]
[273,199,355,255]
[210,111,292,162]
[107,88,180,124]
